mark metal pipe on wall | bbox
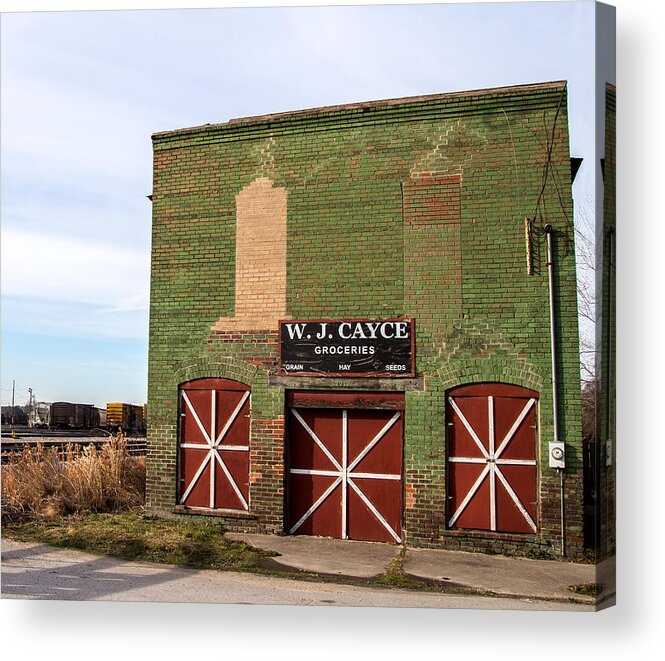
[604,227,615,552]
[545,226,560,444]
[545,224,565,557]
[606,227,614,458]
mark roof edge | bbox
[152,80,567,141]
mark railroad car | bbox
[106,402,145,434]
[49,402,99,429]
[29,402,51,428]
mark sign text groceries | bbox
[279,320,414,377]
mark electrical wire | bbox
[530,83,567,230]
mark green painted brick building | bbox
[147,81,585,559]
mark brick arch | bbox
[179,377,251,391]
[174,357,263,390]
[447,382,539,398]
[430,319,544,394]
[431,356,542,395]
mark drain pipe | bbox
[545,224,565,557]
[606,227,614,463]
[604,228,615,552]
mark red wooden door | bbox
[178,378,250,511]
[446,383,538,534]
[287,404,403,543]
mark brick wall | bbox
[596,84,616,559]
[148,81,585,558]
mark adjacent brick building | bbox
[596,83,616,559]
[147,81,586,559]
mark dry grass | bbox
[1,434,145,523]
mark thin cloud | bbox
[1,228,149,310]
[2,296,149,339]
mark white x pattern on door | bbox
[289,409,402,542]
[179,389,250,510]
[448,396,537,532]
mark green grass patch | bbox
[374,546,428,590]
[3,512,276,572]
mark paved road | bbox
[1,539,592,610]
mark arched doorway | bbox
[177,378,250,511]
[446,383,539,534]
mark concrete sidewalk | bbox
[227,533,615,607]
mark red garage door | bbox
[178,378,250,512]
[447,383,538,534]
[287,392,403,543]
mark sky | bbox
[1,0,603,408]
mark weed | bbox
[1,434,145,524]
[568,582,604,597]
[375,547,427,590]
[525,546,556,560]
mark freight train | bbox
[40,401,146,434]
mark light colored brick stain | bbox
[211,177,287,331]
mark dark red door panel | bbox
[287,403,403,543]
[178,378,250,511]
[447,384,538,534]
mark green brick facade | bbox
[147,81,585,559]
